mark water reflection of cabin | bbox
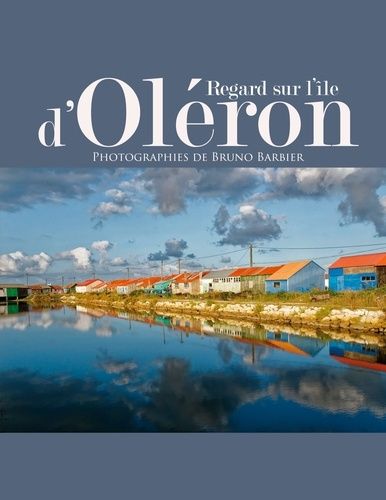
[214,325,243,338]
[75,305,105,318]
[170,316,202,334]
[265,331,325,356]
[154,315,172,327]
[0,301,29,315]
[329,340,386,372]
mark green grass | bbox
[56,286,386,311]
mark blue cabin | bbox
[265,260,325,293]
[328,252,386,291]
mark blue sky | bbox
[0,167,385,283]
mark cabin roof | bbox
[257,265,284,276]
[173,271,209,283]
[267,260,312,281]
[329,252,386,269]
[229,267,264,277]
[76,279,103,287]
[0,283,30,289]
[203,269,237,279]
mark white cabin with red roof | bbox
[75,279,106,293]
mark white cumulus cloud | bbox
[91,240,113,253]
[0,251,52,275]
[56,247,92,270]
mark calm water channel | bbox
[1,303,386,432]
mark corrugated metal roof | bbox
[76,279,103,287]
[107,279,133,289]
[188,271,209,281]
[257,265,284,276]
[265,339,309,356]
[93,282,106,290]
[203,269,236,279]
[0,283,30,288]
[137,276,162,287]
[174,271,210,283]
[173,272,190,284]
[129,278,146,284]
[229,267,264,277]
[266,260,311,281]
[144,277,158,284]
[163,274,179,281]
[227,265,285,277]
[329,252,386,269]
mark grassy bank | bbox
[56,288,386,334]
[27,293,63,308]
[60,287,386,311]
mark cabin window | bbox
[273,282,281,288]
[361,276,375,281]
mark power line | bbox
[234,250,248,266]
[162,242,386,266]
[181,248,246,261]
[2,242,386,282]
[249,246,386,267]
[251,241,386,251]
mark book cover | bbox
[1,0,385,497]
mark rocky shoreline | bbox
[60,295,386,334]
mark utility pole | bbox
[61,276,64,287]
[178,258,181,274]
[161,260,164,279]
[249,243,253,267]
[26,273,29,286]
[126,267,130,278]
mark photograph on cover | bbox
[0,165,385,432]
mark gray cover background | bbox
[1,0,385,167]
[1,1,386,497]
